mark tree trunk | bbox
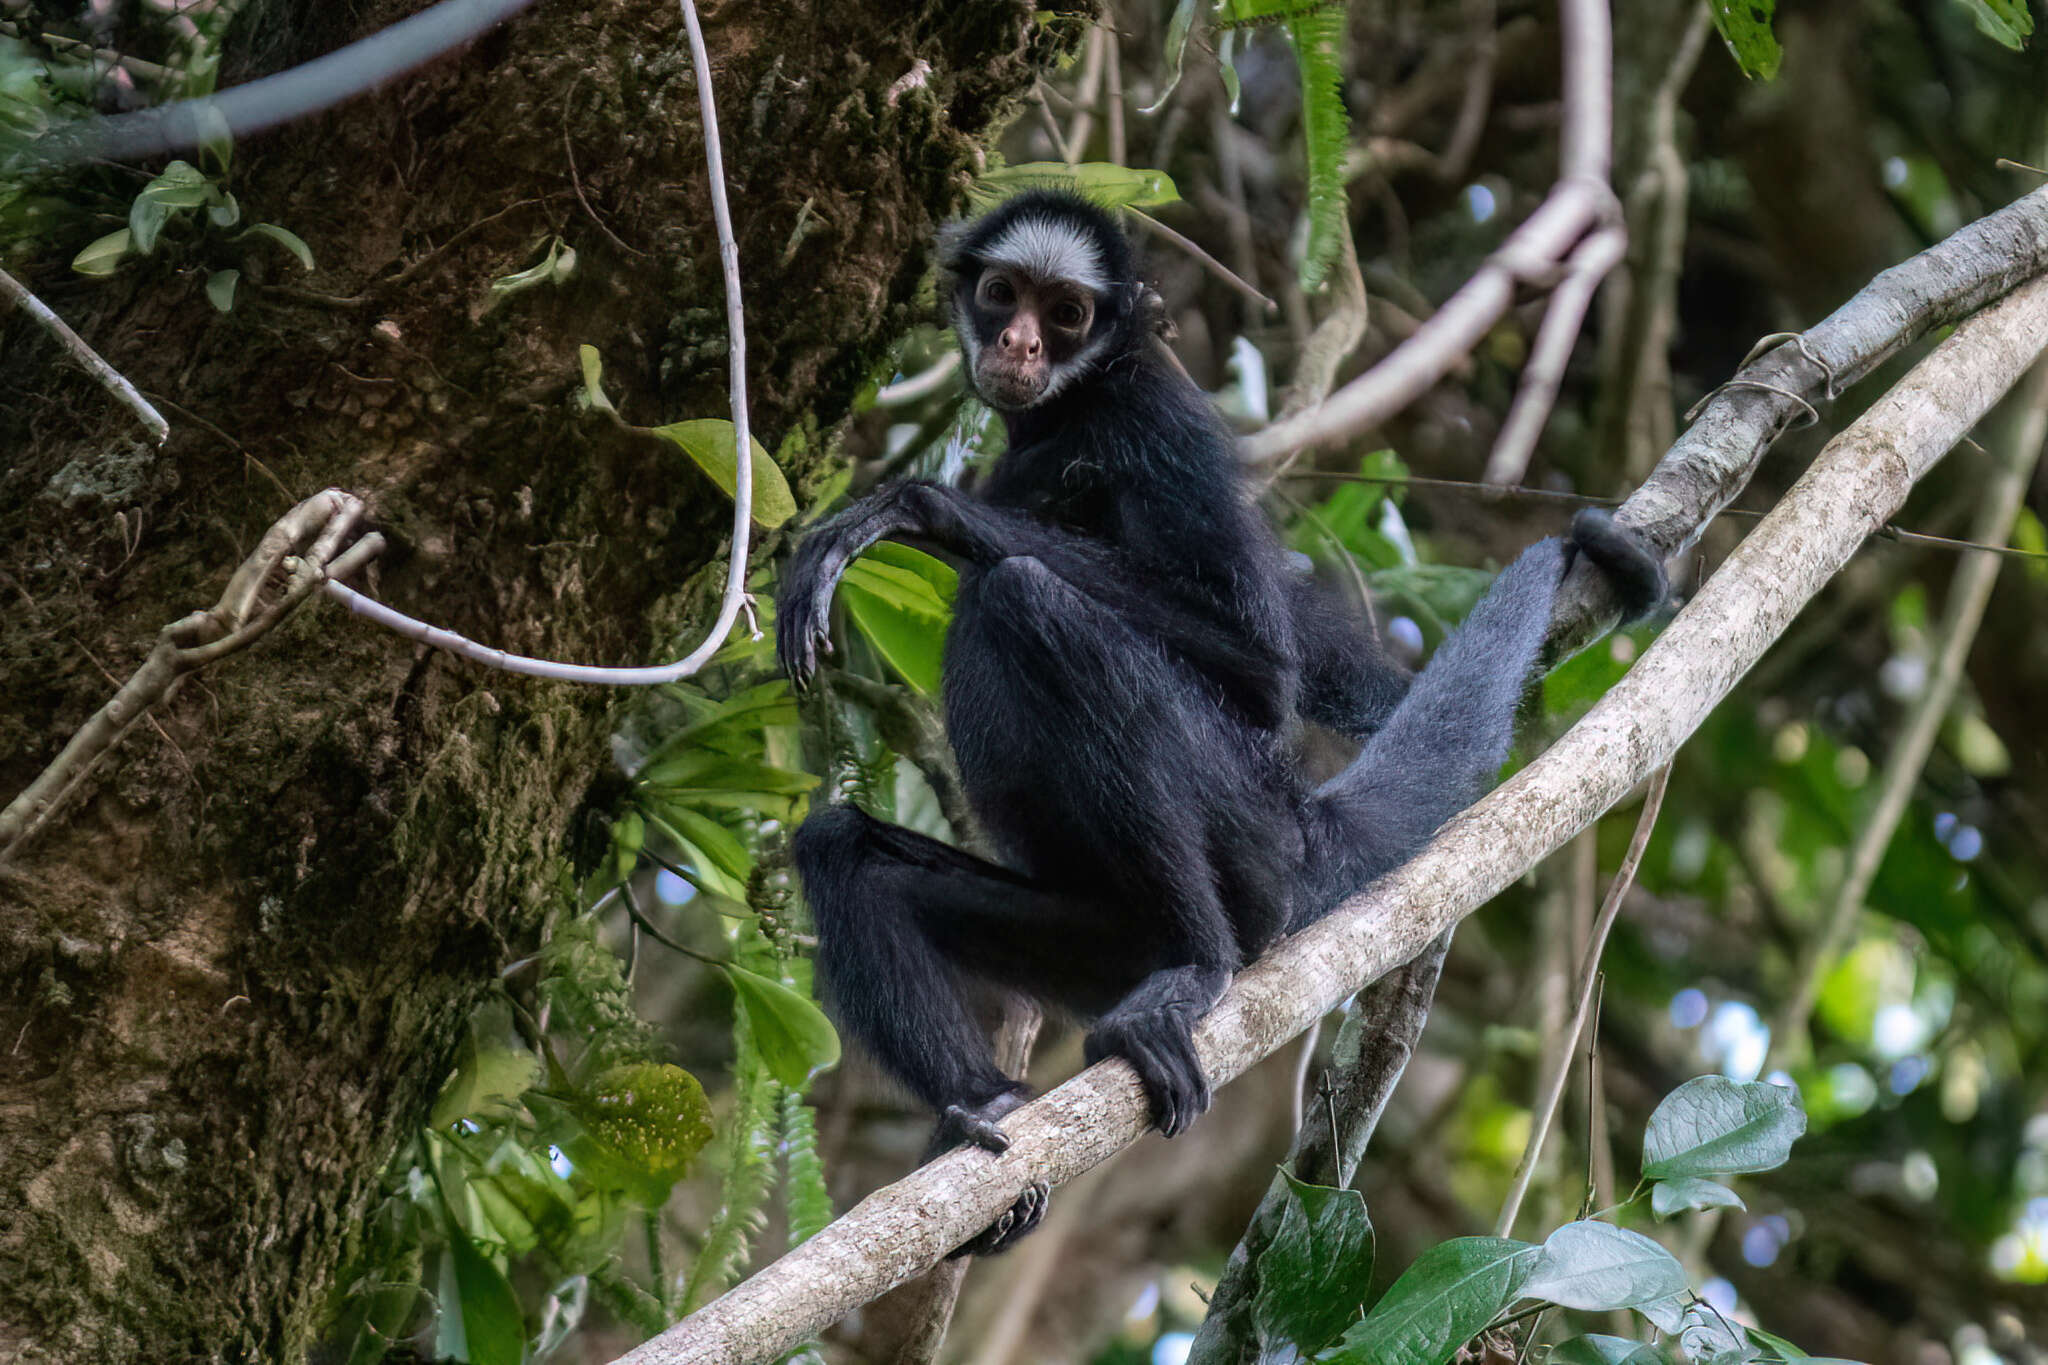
[0,2,1059,1358]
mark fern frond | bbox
[780,1088,833,1246]
[1289,1,1349,292]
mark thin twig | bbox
[563,81,649,258]
[1125,207,1278,314]
[0,266,168,443]
[321,0,756,687]
[1496,763,1671,1238]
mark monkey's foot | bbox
[949,1181,1051,1259]
[1086,1010,1212,1138]
[1569,507,1669,623]
[928,1088,1031,1158]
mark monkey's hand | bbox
[1569,508,1669,623]
[1086,1005,1212,1139]
[775,509,869,688]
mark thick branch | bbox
[614,262,2048,1365]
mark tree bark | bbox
[0,2,1062,1359]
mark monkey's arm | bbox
[778,481,1295,718]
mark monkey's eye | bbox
[983,275,1016,306]
[1052,299,1087,330]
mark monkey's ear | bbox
[936,220,976,274]
[1136,283,1176,342]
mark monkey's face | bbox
[959,266,1099,410]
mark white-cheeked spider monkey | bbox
[777,192,1665,1255]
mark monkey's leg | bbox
[948,555,1249,1138]
[791,801,1139,1256]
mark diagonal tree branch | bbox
[611,252,2048,1365]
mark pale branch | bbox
[0,490,379,864]
[1482,224,1627,485]
[610,247,2048,1365]
[1772,355,2048,1057]
[1242,0,1619,465]
[321,0,758,688]
[0,265,169,444]
[1549,183,2048,650]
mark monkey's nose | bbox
[999,328,1042,359]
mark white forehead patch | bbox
[980,215,1108,294]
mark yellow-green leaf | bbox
[648,418,797,527]
[72,228,131,276]
[974,161,1181,210]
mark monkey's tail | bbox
[1288,537,1568,930]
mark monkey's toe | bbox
[949,1181,1051,1259]
[929,1089,1031,1158]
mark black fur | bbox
[776,192,1665,1255]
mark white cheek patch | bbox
[980,215,1109,294]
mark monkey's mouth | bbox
[976,359,1050,410]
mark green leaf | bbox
[490,235,572,295]
[726,965,841,1087]
[1746,1327,1811,1361]
[243,221,314,270]
[1952,0,2032,49]
[611,809,645,884]
[128,159,212,254]
[205,268,239,313]
[1707,0,1783,79]
[1287,2,1349,291]
[72,227,131,276]
[207,190,240,229]
[1651,1176,1747,1219]
[841,545,958,696]
[1553,1337,1670,1365]
[578,343,618,414]
[973,161,1181,210]
[1520,1221,1689,1312]
[430,1000,540,1130]
[648,418,798,528]
[1141,0,1201,114]
[1642,1076,1807,1179]
[440,1233,526,1365]
[577,1062,715,1198]
[1322,1237,1543,1365]
[1250,1172,1375,1357]
[645,806,754,885]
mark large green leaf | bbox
[974,161,1181,210]
[575,1062,714,1202]
[650,418,798,528]
[1287,1,1348,291]
[430,999,540,1131]
[1707,0,1783,79]
[1642,1076,1806,1178]
[841,544,958,696]
[1519,1221,1689,1312]
[1553,1337,1671,1365]
[1250,1172,1375,1357]
[1322,1237,1542,1365]
[128,159,213,254]
[437,1234,526,1365]
[726,965,841,1088]
[243,221,314,270]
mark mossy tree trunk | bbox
[0,2,1063,1358]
